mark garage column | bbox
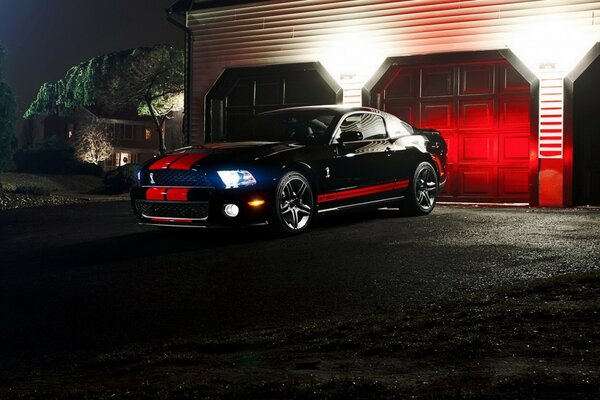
[538,71,567,207]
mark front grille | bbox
[136,201,209,220]
[143,170,212,187]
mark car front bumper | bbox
[130,186,274,227]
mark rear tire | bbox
[270,172,315,235]
[404,161,438,216]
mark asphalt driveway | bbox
[1,201,599,356]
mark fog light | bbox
[223,203,239,218]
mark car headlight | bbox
[217,170,257,188]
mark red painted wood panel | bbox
[379,60,530,202]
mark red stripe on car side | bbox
[166,188,190,201]
[318,180,409,204]
[168,153,208,170]
[149,154,187,170]
[146,187,167,201]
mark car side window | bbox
[338,113,388,141]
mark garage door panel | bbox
[588,171,600,199]
[458,167,497,197]
[501,64,529,93]
[441,164,457,195]
[459,99,495,128]
[499,168,529,197]
[500,133,529,163]
[255,80,283,106]
[422,67,454,97]
[500,97,530,127]
[378,59,531,203]
[421,102,454,129]
[383,102,418,126]
[459,134,497,163]
[440,131,458,164]
[460,65,494,95]
[384,70,418,99]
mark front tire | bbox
[404,161,438,215]
[271,172,315,235]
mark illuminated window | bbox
[145,128,152,141]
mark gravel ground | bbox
[0,190,88,209]
[2,270,599,399]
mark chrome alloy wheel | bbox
[404,161,438,215]
[275,172,314,233]
[415,165,438,212]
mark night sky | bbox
[0,0,183,112]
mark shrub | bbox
[103,163,139,194]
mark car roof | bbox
[260,105,381,116]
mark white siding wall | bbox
[188,0,600,144]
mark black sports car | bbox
[131,106,447,234]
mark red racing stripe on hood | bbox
[149,154,186,170]
[168,153,208,170]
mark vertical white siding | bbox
[188,0,600,143]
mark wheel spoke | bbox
[298,202,311,212]
[291,208,299,228]
[297,182,307,198]
[284,184,294,199]
[422,191,431,207]
[297,206,311,216]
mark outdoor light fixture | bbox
[217,170,257,188]
[508,15,597,77]
[507,14,598,161]
[319,29,386,105]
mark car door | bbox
[319,112,398,207]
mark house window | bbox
[115,151,131,167]
[123,125,133,140]
[145,128,152,141]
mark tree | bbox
[97,46,184,155]
[0,43,17,171]
[24,45,184,155]
[74,119,114,165]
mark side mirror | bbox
[338,130,363,143]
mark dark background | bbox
[0,0,182,113]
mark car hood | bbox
[144,141,304,171]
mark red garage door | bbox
[377,60,531,203]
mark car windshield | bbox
[224,110,340,144]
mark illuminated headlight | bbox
[217,170,256,189]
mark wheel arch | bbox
[278,162,321,197]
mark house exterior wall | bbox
[187,0,600,205]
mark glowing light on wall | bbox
[319,29,386,106]
[508,14,598,159]
[508,15,597,77]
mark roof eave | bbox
[168,0,266,13]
